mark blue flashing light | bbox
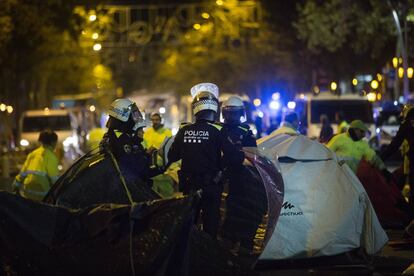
[272,92,280,101]
[287,101,296,110]
[257,111,264,118]
[269,100,281,110]
[394,101,398,106]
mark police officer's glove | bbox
[382,169,393,183]
[99,133,111,152]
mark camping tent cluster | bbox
[1,132,399,274]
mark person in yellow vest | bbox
[327,120,385,173]
[143,113,172,153]
[335,111,349,134]
[86,126,107,151]
[13,130,59,201]
[271,112,300,135]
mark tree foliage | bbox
[294,0,400,79]
[0,0,102,115]
[151,0,294,97]
[295,0,395,56]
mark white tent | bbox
[258,133,388,260]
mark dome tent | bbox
[258,133,388,260]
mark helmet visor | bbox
[129,103,144,126]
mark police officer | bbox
[220,96,256,148]
[220,96,264,253]
[101,98,153,182]
[168,83,244,239]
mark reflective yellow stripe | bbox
[180,122,190,129]
[114,131,123,138]
[20,187,48,197]
[237,126,248,132]
[207,122,222,130]
[21,170,47,177]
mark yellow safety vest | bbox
[327,132,384,172]
[143,127,172,149]
[14,145,59,201]
[87,127,107,150]
[337,121,349,134]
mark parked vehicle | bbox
[19,109,83,170]
[294,92,375,139]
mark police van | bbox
[294,92,375,139]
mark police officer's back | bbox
[168,83,243,239]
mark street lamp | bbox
[408,67,414,79]
[388,1,409,100]
[392,57,399,68]
[330,82,337,91]
[93,43,102,51]
[371,80,379,90]
[352,78,358,86]
[377,73,383,82]
[367,92,377,102]
[0,103,5,112]
[253,98,261,107]
[89,14,97,22]
[92,33,99,40]
[398,67,404,78]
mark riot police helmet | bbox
[190,83,219,116]
[222,96,246,124]
[106,98,146,133]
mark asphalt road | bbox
[256,230,414,275]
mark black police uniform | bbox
[220,123,266,251]
[168,119,244,238]
[381,119,414,212]
[102,129,153,183]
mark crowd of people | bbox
[12,81,414,253]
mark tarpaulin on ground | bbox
[0,147,285,274]
[0,192,201,275]
[356,160,411,228]
[257,134,388,260]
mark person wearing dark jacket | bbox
[220,96,265,253]
[101,98,153,183]
[319,114,334,144]
[381,105,414,212]
[168,83,244,239]
[44,98,161,209]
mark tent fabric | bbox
[0,192,197,275]
[356,160,411,228]
[44,149,160,208]
[258,133,336,161]
[243,148,284,245]
[257,134,388,260]
[0,192,256,275]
